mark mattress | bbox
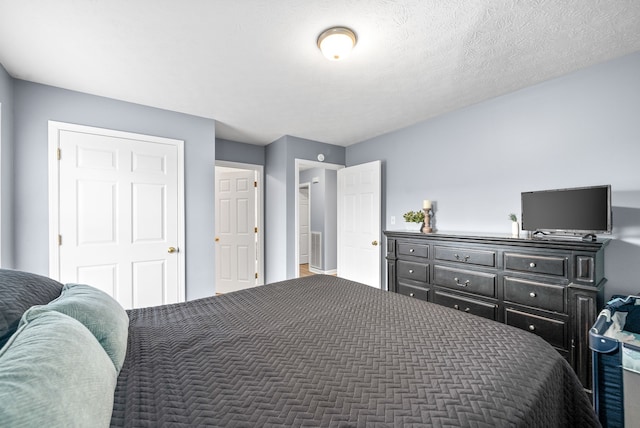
[111,275,599,427]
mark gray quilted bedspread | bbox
[110,275,600,427]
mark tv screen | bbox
[521,185,611,234]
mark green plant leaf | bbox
[403,210,425,223]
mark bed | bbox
[0,270,599,427]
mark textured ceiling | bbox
[1,1,639,146]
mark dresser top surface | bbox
[383,230,610,251]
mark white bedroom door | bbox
[337,160,381,288]
[49,122,185,309]
[299,185,310,265]
[215,169,258,293]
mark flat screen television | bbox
[521,185,612,238]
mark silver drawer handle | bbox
[529,292,536,298]
[409,269,414,274]
[528,325,536,331]
[409,248,415,253]
[454,277,470,287]
[453,304,470,313]
[454,254,470,262]
[529,262,536,268]
[409,293,415,297]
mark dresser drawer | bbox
[397,283,430,301]
[504,277,565,313]
[434,246,496,267]
[505,308,566,349]
[397,260,429,282]
[434,291,498,321]
[504,253,566,277]
[398,242,429,259]
[433,265,496,297]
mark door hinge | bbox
[254,181,257,188]
[255,272,258,279]
[254,227,258,233]
[58,234,62,246]
[57,148,61,160]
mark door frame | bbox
[0,103,2,267]
[294,158,343,278]
[214,160,264,286]
[298,182,311,265]
[48,121,186,300]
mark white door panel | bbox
[215,169,257,293]
[77,264,118,297]
[132,260,166,308]
[50,122,184,309]
[337,160,381,288]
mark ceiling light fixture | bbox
[317,27,357,61]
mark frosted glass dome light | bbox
[317,27,357,61]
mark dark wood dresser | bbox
[383,230,609,392]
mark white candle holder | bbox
[422,208,434,233]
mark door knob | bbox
[168,247,177,253]
[372,240,378,246]
[215,237,220,242]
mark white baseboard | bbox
[309,267,337,275]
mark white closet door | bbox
[50,122,185,309]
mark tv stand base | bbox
[532,231,597,242]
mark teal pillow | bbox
[0,308,117,427]
[46,283,129,372]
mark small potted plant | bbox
[403,210,425,231]
[509,213,519,238]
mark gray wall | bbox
[13,80,216,300]
[347,51,640,300]
[265,135,345,283]
[0,64,14,268]
[216,137,265,165]
[265,136,288,282]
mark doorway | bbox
[298,183,310,265]
[295,159,342,278]
[294,159,381,287]
[214,161,264,293]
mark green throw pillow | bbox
[47,283,129,372]
[0,308,117,427]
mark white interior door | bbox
[215,169,257,293]
[50,122,185,309]
[299,185,310,265]
[337,160,381,288]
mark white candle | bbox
[423,199,432,210]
